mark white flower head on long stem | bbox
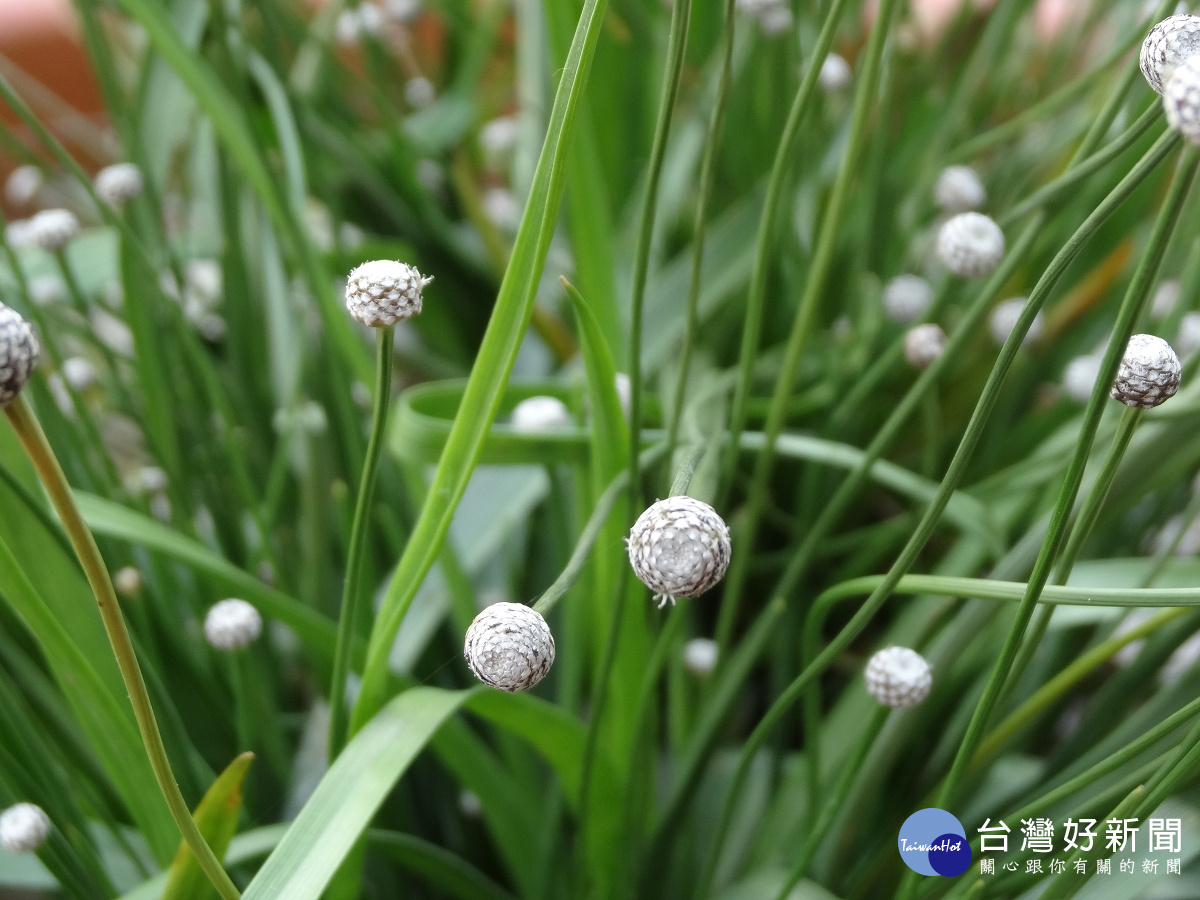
[1111,333,1181,409]
[883,274,934,324]
[936,212,1004,278]
[511,396,571,432]
[94,163,144,207]
[464,602,555,692]
[865,646,932,708]
[0,304,39,407]
[627,497,731,608]
[27,208,79,252]
[934,165,986,213]
[904,323,946,370]
[345,260,432,327]
[204,599,262,651]
[1142,14,1200,94]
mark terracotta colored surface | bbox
[0,0,102,116]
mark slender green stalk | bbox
[714,0,899,651]
[328,326,393,759]
[719,0,853,500]
[627,0,692,524]
[665,0,735,470]
[3,397,240,900]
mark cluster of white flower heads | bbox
[0,304,39,407]
[627,496,731,609]
[936,212,1004,278]
[336,2,384,45]
[0,803,51,853]
[345,259,432,327]
[94,163,144,207]
[204,599,263,651]
[1141,14,1200,94]
[27,208,79,252]
[818,54,852,92]
[904,323,946,370]
[864,646,932,709]
[934,165,986,213]
[882,274,934,324]
[989,297,1044,347]
[510,396,571,432]
[464,602,555,692]
[1110,333,1182,409]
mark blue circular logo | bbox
[898,808,971,877]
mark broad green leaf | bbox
[162,753,253,900]
[240,687,473,900]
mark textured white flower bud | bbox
[865,646,932,708]
[934,165,986,213]
[904,323,946,370]
[682,638,719,677]
[0,803,51,853]
[882,274,934,324]
[5,165,43,207]
[1152,279,1182,319]
[464,602,555,692]
[405,76,436,109]
[113,566,143,599]
[627,496,732,608]
[61,357,96,392]
[94,163,144,207]
[1141,14,1200,94]
[1062,354,1102,404]
[204,599,262,651]
[345,259,432,327]
[1177,311,1200,357]
[818,53,852,92]
[1164,55,1200,144]
[0,304,39,407]
[511,396,571,432]
[27,208,79,252]
[989,298,1043,347]
[1110,333,1181,408]
[936,212,1004,278]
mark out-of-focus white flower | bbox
[614,372,631,418]
[1062,354,1102,404]
[1160,631,1200,685]
[818,53,852,92]
[416,159,445,193]
[27,208,79,252]
[273,401,329,436]
[137,465,168,495]
[204,598,263,651]
[91,309,135,357]
[511,396,572,431]
[5,219,33,249]
[934,166,986,213]
[94,163,144,208]
[384,0,422,22]
[1177,311,1200,357]
[1152,279,1182,318]
[757,3,793,35]
[988,298,1043,347]
[482,187,521,231]
[5,165,43,207]
[904,323,947,369]
[882,274,934,324]
[0,803,51,853]
[62,357,96,392]
[480,116,520,164]
[47,373,73,417]
[405,76,436,109]
[936,212,1004,278]
[113,566,143,599]
[683,638,719,676]
[28,276,65,307]
[336,4,383,45]
[458,790,483,818]
[1165,54,1200,144]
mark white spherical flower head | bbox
[758,4,793,36]
[511,396,571,432]
[882,274,934,324]
[904,323,947,370]
[936,212,1004,278]
[345,259,432,327]
[0,803,51,853]
[204,599,262,651]
[1062,354,1102,404]
[1164,55,1200,144]
[934,165,986,213]
[404,76,436,110]
[682,638,719,677]
[0,304,39,407]
[989,297,1043,347]
[94,163,144,207]
[27,208,79,252]
[818,53,852,92]
[627,496,732,608]
[865,646,932,709]
[1111,333,1182,409]
[5,165,43,206]
[1141,14,1200,95]
[464,602,555,692]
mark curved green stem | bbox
[4,397,240,900]
[329,326,394,760]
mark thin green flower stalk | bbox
[715,0,899,651]
[933,147,1199,821]
[718,0,854,503]
[3,398,240,900]
[691,126,1182,900]
[627,0,691,523]
[328,325,395,759]
[665,0,736,472]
